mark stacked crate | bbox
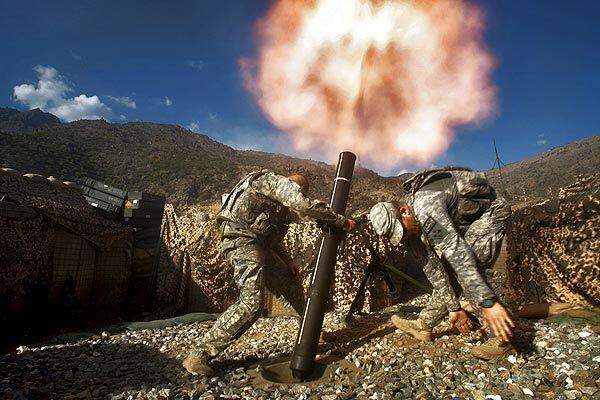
[81,178,126,217]
[81,179,166,301]
[124,191,166,248]
[81,179,165,246]
[123,191,166,299]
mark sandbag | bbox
[122,312,218,331]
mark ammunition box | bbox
[82,186,125,208]
[130,225,163,248]
[126,192,165,208]
[124,211,162,227]
[83,195,120,215]
[83,178,127,199]
[124,191,165,249]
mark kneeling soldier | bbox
[183,170,355,375]
[369,167,515,360]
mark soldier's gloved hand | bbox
[287,261,301,277]
[449,309,474,335]
[481,303,515,342]
[343,218,357,232]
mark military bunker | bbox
[2,166,598,349]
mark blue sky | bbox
[1,0,598,175]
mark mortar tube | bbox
[290,151,356,380]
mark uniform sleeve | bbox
[413,190,495,305]
[252,172,346,229]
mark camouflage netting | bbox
[0,169,131,248]
[505,174,600,308]
[0,168,132,305]
[156,204,235,316]
[155,204,406,316]
[0,209,51,302]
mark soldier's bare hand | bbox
[287,262,301,277]
[343,218,357,232]
[449,309,474,335]
[481,303,515,342]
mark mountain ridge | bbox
[1,108,597,209]
[483,135,600,198]
[0,107,61,132]
[0,116,402,209]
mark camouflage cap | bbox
[368,202,404,246]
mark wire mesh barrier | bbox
[50,226,97,305]
[93,234,133,307]
[0,169,134,316]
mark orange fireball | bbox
[242,0,497,171]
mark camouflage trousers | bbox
[191,237,305,358]
[420,197,511,327]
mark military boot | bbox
[390,316,432,342]
[470,337,516,360]
[182,351,214,376]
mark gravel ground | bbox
[1,296,598,400]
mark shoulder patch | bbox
[423,215,449,242]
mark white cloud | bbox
[186,122,202,133]
[185,60,204,71]
[537,133,547,146]
[13,66,69,109]
[50,95,113,122]
[207,112,218,121]
[13,65,113,122]
[162,96,173,106]
[107,95,136,109]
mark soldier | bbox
[183,170,356,375]
[369,167,515,360]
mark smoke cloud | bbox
[242,0,497,172]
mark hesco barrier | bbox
[154,204,406,316]
[505,174,600,308]
[0,168,133,312]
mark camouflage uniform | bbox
[191,171,345,357]
[407,172,511,328]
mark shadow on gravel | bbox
[0,341,184,399]
[321,314,397,347]
[512,318,538,356]
[323,311,539,361]
[213,314,397,375]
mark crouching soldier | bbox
[369,167,515,360]
[183,170,356,375]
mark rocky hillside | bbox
[1,108,597,208]
[0,107,60,132]
[0,117,403,209]
[484,135,600,198]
